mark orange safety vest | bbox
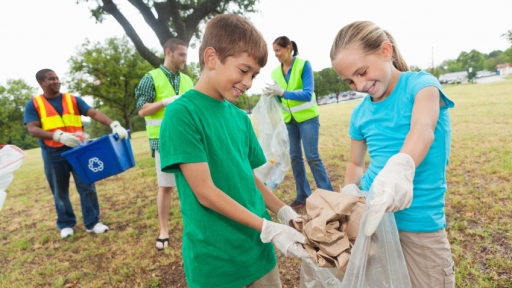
[33,93,83,147]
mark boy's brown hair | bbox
[199,14,268,70]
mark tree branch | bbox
[183,0,224,42]
[128,0,174,46]
[100,0,162,67]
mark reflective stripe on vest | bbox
[145,119,162,126]
[271,57,319,123]
[144,68,194,139]
[33,93,83,147]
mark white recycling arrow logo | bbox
[88,157,104,173]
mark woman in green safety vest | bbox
[263,36,333,209]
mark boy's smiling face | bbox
[210,52,261,102]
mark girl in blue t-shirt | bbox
[330,21,455,287]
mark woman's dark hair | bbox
[273,36,298,56]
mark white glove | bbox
[260,219,309,258]
[52,130,80,147]
[262,80,284,97]
[341,184,361,196]
[365,153,415,236]
[277,205,299,225]
[110,121,128,139]
[161,95,180,107]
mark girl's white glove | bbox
[260,219,309,258]
[365,153,415,236]
[341,183,361,196]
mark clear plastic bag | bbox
[300,257,344,288]
[300,188,412,288]
[252,96,291,190]
[0,145,26,210]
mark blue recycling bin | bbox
[61,133,135,185]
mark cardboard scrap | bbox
[289,189,366,271]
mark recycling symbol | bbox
[88,157,104,172]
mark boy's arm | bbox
[253,172,285,214]
[179,161,308,258]
[180,162,264,231]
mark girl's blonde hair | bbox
[330,21,409,72]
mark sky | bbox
[1,0,511,96]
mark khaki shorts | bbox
[155,150,176,188]
[245,265,282,288]
[399,229,455,288]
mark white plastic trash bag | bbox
[0,145,27,211]
[299,188,412,288]
[252,95,291,190]
[339,187,412,288]
[300,257,344,288]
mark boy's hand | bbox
[260,219,309,258]
[277,205,299,225]
[263,80,284,97]
[161,95,180,107]
[365,153,415,236]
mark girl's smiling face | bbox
[332,42,398,102]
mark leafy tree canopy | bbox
[67,37,154,131]
[0,79,39,149]
[77,0,259,67]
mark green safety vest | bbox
[271,57,319,123]
[145,68,194,139]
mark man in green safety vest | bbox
[135,38,194,251]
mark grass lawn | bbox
[1,78,511,287]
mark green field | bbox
[1,78,511,287]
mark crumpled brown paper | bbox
[289,189,365,271]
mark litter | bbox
[0,145,27,211]
[297,188,412,288]
[252,95,291,190]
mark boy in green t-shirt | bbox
[159,14,308,288]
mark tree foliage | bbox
[314,68,351,99]
[0,79,39,149]
[77,0,259,67]
[67,37,154,131]
[429,48,512,79]
[502,29,512,46]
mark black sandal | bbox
[155,238,169,251]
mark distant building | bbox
[438,71,468,84]
[476,70,497,78]
[496,63,512,76]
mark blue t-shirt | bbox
[349,71,454,232]
[24,94,91,159]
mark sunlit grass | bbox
[1,79,511,287]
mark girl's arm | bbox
[282,61,314,102]
[344,138,367,186]
[253,172,286,214]
[400,86,440,166]
[179,162,264,231]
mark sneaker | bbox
[86,222,109,234]
[289,199,305,209]
[60,228,74,238]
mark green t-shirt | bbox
[160,89,277,288]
